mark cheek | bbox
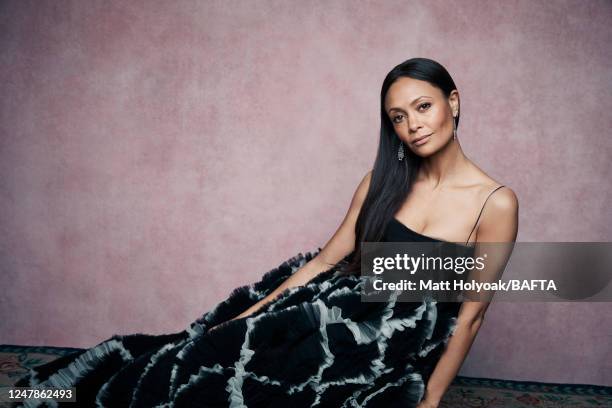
[430,108,449,130]
[393,123,408,136]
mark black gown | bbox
[14,217,476,408]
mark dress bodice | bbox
[383,217,474,253]
[383,217,448,243]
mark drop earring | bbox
[453,114,457,140]
[397,141,405,161]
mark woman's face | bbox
[384,77,459,158]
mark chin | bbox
[410,145,438,158]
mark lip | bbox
[412,133,432,146]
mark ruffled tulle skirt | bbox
[15,249,460,408]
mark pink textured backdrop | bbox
[1,0,611,386]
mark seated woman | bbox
[15,57,518,408]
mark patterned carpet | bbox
[1,344,610,407]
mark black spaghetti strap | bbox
[465,185,506,245]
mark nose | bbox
[407,114,422,132]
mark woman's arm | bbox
[209,170,373,331]
[418,187,519,407]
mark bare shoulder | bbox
[488,186,519,212]
[471,168,519,236]
[469,165,516,204]
[349,169,373,209]
[467,164,519,218]
[478,179,518,214]
[357,170,373,197]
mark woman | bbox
[16,58,518,408]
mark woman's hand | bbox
[207,309,253,333]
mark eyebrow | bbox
[387,96,431,113]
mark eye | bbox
[418,102,431,111]
[392,114,404,124]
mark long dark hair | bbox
[337,57,460,276]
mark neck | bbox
[418,139,469,188]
